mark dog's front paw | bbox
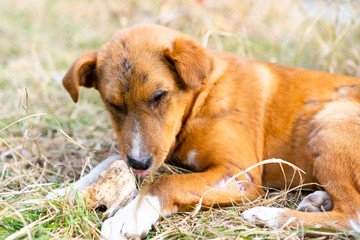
[242,207,286,228]
[100,195,161,239]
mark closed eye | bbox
[150,90,168,109]
[106,99,123,112]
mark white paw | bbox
[100,195,161,239]
[242,207,286,228]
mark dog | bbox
[56,24,360,239]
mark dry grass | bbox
[1,0,360,239]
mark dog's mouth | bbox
[132,169,150,175]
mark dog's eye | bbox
[106,99,123,113]
[150,90,167,109]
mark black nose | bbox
[127,155,153,170]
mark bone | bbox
[81,159,137,217]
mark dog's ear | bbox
[62,50,97,103]
[163,38,213,89]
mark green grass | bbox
[0,192,103,239]
[1,0,360,239]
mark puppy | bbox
[59,24,360,239]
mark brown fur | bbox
[63,24,360,231]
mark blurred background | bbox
[1,0,360,171]
[0,0,360,239]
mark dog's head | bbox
[62,24,213,174]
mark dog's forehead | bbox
[97,25,180,104]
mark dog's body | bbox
[59,24,360,238]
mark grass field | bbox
[1,0,360,239]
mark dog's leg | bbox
[101,164,264,239]
[243,183,360,230]
[242,207,359,230]
[244,100,360,231]
[46,155,121,201]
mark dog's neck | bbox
[170,55,228,153]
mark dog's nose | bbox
[127,155,153,170]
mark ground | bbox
[1,0,360,239]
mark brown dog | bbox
[60,24,360,239]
